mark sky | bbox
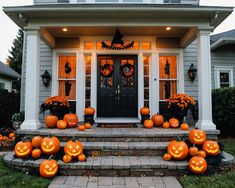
[0,0,235,63]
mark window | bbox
[214,66,234,89]
[0,83,4,89]
[159,55,177,100]
[143,56,150,107]
[85,55,91,107]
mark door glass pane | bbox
[159,80,177,100]
[120,59,135,88]
[220,72,229,83]
[159,56,177,79]
[100,58,114,88]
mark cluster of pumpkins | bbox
[140,107,189,130]
[0,132,15,142]
[14,135,86,178]
[44,107,95,131]
[163,129,220,174]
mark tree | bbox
[8,29,24,75]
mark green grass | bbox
[180,138,235,188]
[0,157,51,188]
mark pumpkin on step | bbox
[189,156,207,174]
[162,121,170,129]
[140,107,150,115]
[181,123,189,130]
[143,119,154,129]
[57,120,67,129]
[78,154,86,162]
[78,125,86,131]
[167,140,188,160]
[198,150,206,158]
[39,159,58,178]
[163,153,172,161]
[14,141,33,158]
[63,114,78,128]
[169,118,179,128]
[45,115,58,128]
[32,136,43,148]
[85,123,91,129]
[41,136,60,155]
[84,107,95,115]
[203,140,220,156]
[189,146,199,156]
[32,148,42,159]
[64,140,83,158]
[151,114,164,126]
[189,129,206,145]
[63,154,72,163]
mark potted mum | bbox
[166,93,196,123]
[40,96,70,119]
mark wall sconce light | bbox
[188,63,197,81]
[41,70,51,87]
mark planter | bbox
[141,114,151,124]
[169,109,188,124]
[84,115,95,125]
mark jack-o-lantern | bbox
[163,153,172,161]
[14,141,33,158]
[151,114,164,126]
[32,136,43,148]
[63,154,72,163]
[85,123,91,129]
[169,118,179,128]
[63,114,78,128]
[78,125,86,131]
[181,123,189,130]
[162,121,170,129]
[143,119,154,129]
[203,140,220,156]
[45,115,58,128]
[189,156,207,174]
[140,107,150,115]
[41,136,60,155]
[198,150,206,158]
[32,148,42,159]
[189,129,206,145]
[39,159,58,178]
[189,146,199,156]
[78,154,86,162]
[167,140,188,160]
[64,140,83,158]
[57,120,67,129]
[84,107,95,115]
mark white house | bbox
[3,0,233,130]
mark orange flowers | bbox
[44,96,69,107]
[167,94,195,110]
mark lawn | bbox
[180,138,235,188]
[0,156,51,188]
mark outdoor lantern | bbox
[188,63,197,81]
[41,70,51,87]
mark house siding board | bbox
[211,44,235,89]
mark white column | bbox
[21,30,41,130]
[138,53,144,120]
[90,52,97,119]
[196,29,216,130]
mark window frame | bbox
[214,66,234,89]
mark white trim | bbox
[90,52,97,119]
[214,66,234,89]
[138,53,144,119]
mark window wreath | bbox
[120,63,135,78]
[100,64,114,78]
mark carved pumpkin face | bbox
[143,120,154,129]
[140,107,150,115]
[41,137,60,155]
[64,140,83,157]
[203,140,220,156]
[14,141,33,158]
[39,159,58,178]
[189,129,206,145]
[57,120,67,129]
[63,114,78,128]
[167,140,188,160]
[169,118,179,128]
[189,156,207,174]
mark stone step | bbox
[62,142,168,156]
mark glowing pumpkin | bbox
[181,123,189,130]
[32,136,43,148]
[189,146,199,156]
[167,140,188,160]
[64,140,83,158]
[32,148,42,159]
[143,119,154,129]
[63,155,72,163]
[41,136,60,155]
[45,115,58,128]
[151,114,164,126]
[189,129,206,145]
[169,118,179,128]
[163,153,172,161]
[14,141,33,158]
[84,107,95,115]
[57,120,67,129]
[140,107,150,115]
[162,121,170,129]
[189,156,207,174]
[203,140,220,156]
[63,114,78,128]
[39,159,58,178]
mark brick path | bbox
[49,176,182,188]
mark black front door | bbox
[97,55,138,117]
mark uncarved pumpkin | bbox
[63,114,78,128]
[198,150,206,158]
[78,125,86,131]
[162,121,170,129]
[143,119,154,129]
[140,107,150,115]
[9,133,15,139]
[14,141,33,158]
[169,118,179,128]
[167,140,188,160]
[189,146,199,156]
[63,154,72,163]
[151,114,164,126]
[84,107,95,115]
[41,136,60,155]
[32,136,43,148]
[85,123,91,129]
[32,148,42,159]
[203,140,220,156]
[181,123,189,130]
[45,115,58,128]
[189,156,207,174]
[78,154,86,162]
[189,129,206,145]
[39,159,58,178]
[163,153,172,161]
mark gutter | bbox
[211,37,235,50]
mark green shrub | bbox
[212,87,235,136]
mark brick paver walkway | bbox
[49,176,182,188]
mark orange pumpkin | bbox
[57,120,67,129]
[78,154,86,162]
[143,119,154,129]
[32,136,43,148]
[14,141,33,158]
[181,123,189,130]
[189,156,207,174]
[78,125,86,131]
[198,150,206,158]
[39,159,58,178]
[9,133,15,139]
[64,140,83,158]
[162,121,170,129]
[163,153,172,161]
[189,146,199,156]
[85,123,91,129]
[2,136,8,141]
[45,115,58,128]
[140,107,150,115]
[63,114,78,128]
[0,135,2,141]
[151,114,164,126]
[189,129,206,145]
[63,154,72,163]
[169,118,179,128]
[203,140,220,156]
[41,136,60,155]
[32,148,42,159]
[167,140,188,160]
[84,107,95,115]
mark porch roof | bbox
[4,4,233,30]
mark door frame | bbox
[96,54,138,117]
